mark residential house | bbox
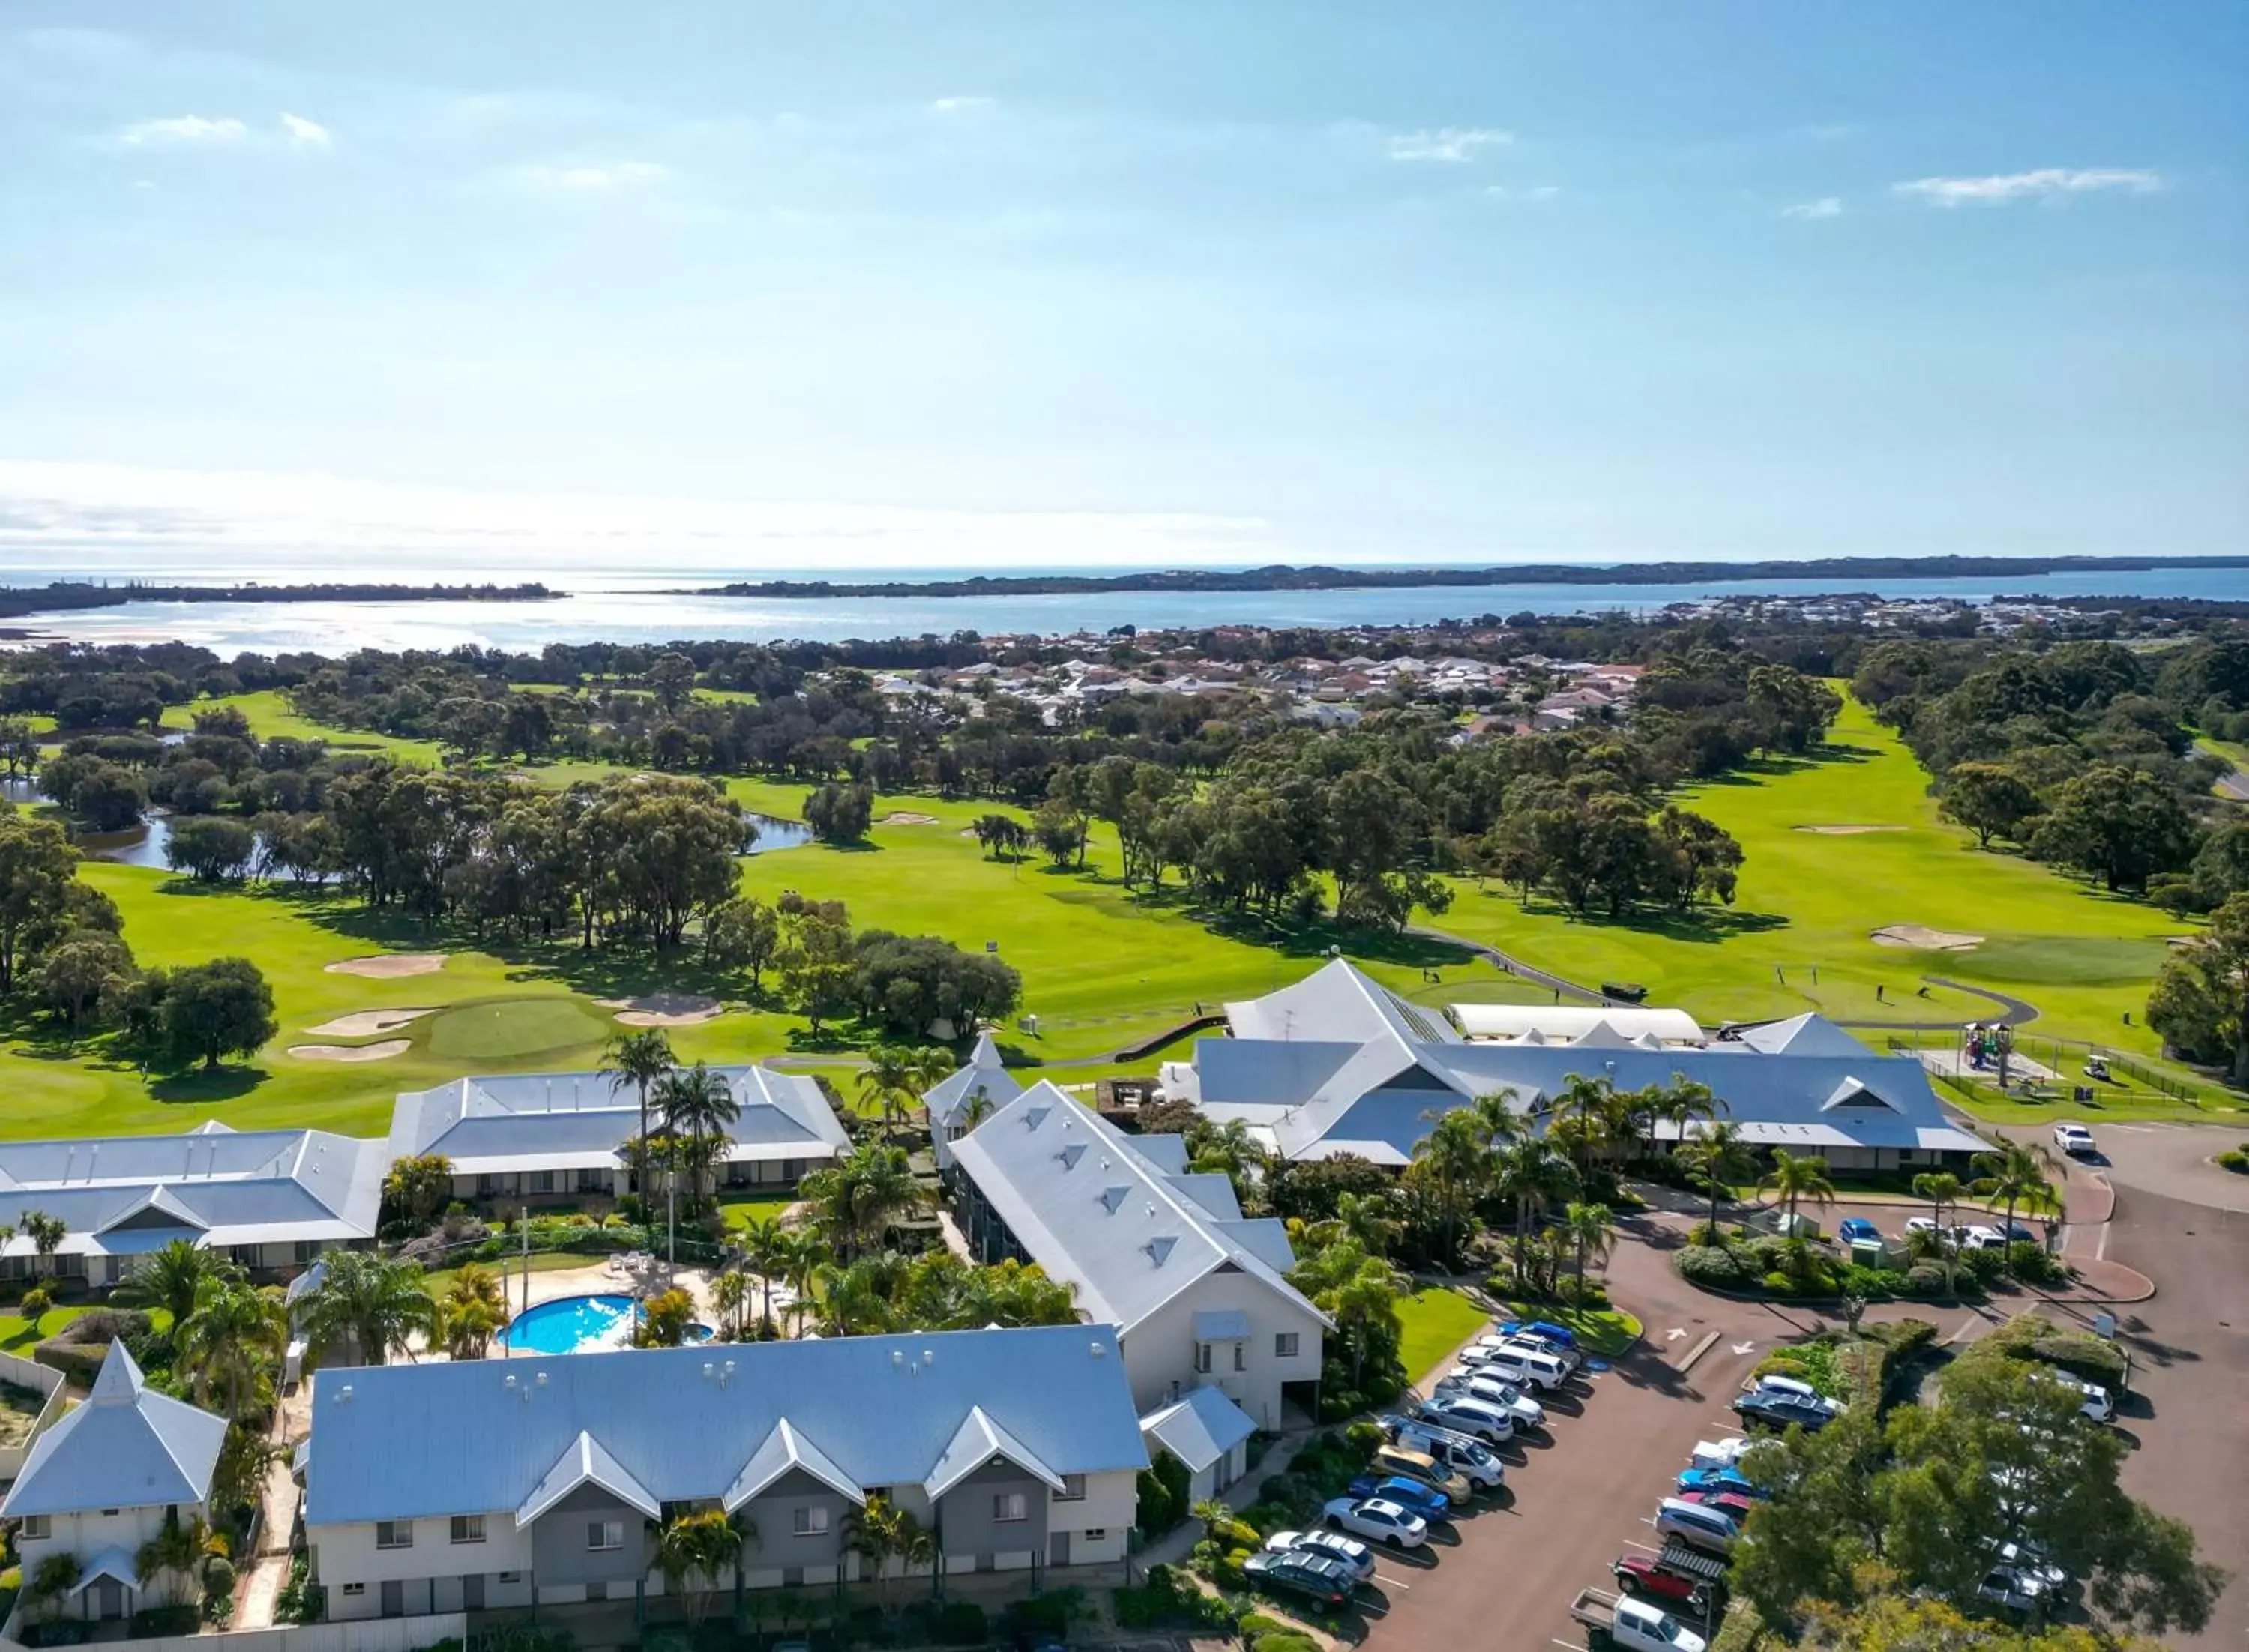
[0,1343,228,1625]
[300,1327,1148,1619]
[946,1083,1330,1435]
[388,1067,850,1205]
[0,1121,384,1288]
[923,1031,1024,1172]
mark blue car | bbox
[1837,1217,1882,1244]
[1346,1474,1451,1521]
[1499,1318,1579,1351]
[1677,1466,1766,1499]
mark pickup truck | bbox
[1569,1587,1711,1651]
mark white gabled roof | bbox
[723,1418,865,1512]
[1732,1013,1870,1058]
[1140,1387,1259,1474]
[925,1405,1065,1499]
[517,1430,663,1525]
[1,1344,227,1520]
[948,1082,1329,1336]
[923,1031,1024,1130]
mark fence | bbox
[0,1609,464,1652]
[0,1349,67,1482]
[1885,1030,2209,1108]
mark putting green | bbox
[1940,935,2179,987]
[424,998,612,1061]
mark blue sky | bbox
[1,1,2242,571]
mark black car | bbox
[1242,1549,1359,1611]
[1732,1389,1834,1432]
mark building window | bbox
[1233,1342,1247,1372]
[376,1522,413,1550]
[993,1492,1028,1525]
[792,1507,829,1537]
[1275,1332,1300,1359]
[19,1515,49,1540]
[100,1508,121,1518]
[1193,1342,1212,1375]
[530,1170,556,1194]
[588,1520,624,1552]
[451,1516,486,1544]
[498,1573,523,1584]
[1082,1529,1107,1541]
[1054,1474,1086,1502]
[341,1585,366,1598]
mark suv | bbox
[1410,1392,1514,1442]
[1385,1418,1505,1488]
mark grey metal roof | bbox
[922,1031,1023,1130]
[389,1066,849,1175]
[303,1326,1148,1528]
[518,1430,661,1524]
[0,1125,382,1262]
[1139,1387,1258,1474]
[723,1419,865,1513]
[948,1084,1328,1336]
[1,1344,228,1519]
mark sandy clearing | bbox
[1871,923,1984,950]
[288,1039,412,1062]
[1795,824,1906,835]
[598,992,724,1028]
[304,1008,435,1037]
[878,810,941,826]
[325,953,450,979]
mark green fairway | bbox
[1394,1285,1490,1382]
[1428,696,2232,1114]
[425,998,613,1061]
[187,689,446,765]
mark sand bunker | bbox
[289,1039,412,1063]
[325,953,450,979]
[1796,825,1906,835]
[1871,924,1984,950]
[600,992,724,1028]
[879,811,941,826]
[305,1008,434,1037]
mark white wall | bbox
[1045,1468,1134,1567]
[1122,1274,1324,1429]
[14,1504,187,1619]
[0,1352,65,1483]
[1,1607,464,1652]
[313,1512,533,1620]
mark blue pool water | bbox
[499,1293,715,1354]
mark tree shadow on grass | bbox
[150,1064,270,1105]
[1117,884,1478,970]
[1478,889,1792,947]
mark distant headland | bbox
[0,581,560,621]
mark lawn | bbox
[186,689,446,766]
[424,998,613,1062]
[0,1303,128,1353]
[716,1194,798,1234]
[1394,1286,1491,1384]
[1428,696,2236,1117]
[1493,1298,1643,1359]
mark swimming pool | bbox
[499,1294,716,1355]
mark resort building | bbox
[945,1082,1330,1435]
[0,1343,228,1626]
[387,1067,851,1205]
[1162,959,1992,1172]
[300,1327,1148,1619]
[922,1030,1023,1172]
[0,1121,385,1287]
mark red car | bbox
[1681,1487,1756,1522]
[1612,1555,1714,1615]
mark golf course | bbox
[0,687,2236,1145]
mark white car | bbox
[1747,1373,1842,1414]
[1436,1366,1549,1426]
[1264,1528,1376,1584]
[1962,1224,2010,1252]
[1472,1332,1580,1372]
[2033,1370,2114,1423]
[1689,1437,1754,1470]
[2054,1122,2095,1157]
[1978,1564,2050,1615]
[1990,1540,2068,1592]
[1412,1392,1514,1442]
[1322,1496,1428,1549]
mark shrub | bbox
[1676,1245,1746,1286]
[2217,1148,2249,1173]
[932,1600,988,1643]
[17,1286,51,1318]
[1839,1264,1902,1301]
[1341,1420,1384,1457]
[200,1554,237,1597]
[1113,1564,1232,1630]
[1905,1262,1949,1297]
[2029,1332,2127,1388]
[1957,1246,2007,1284]
[1250,1636,1323,1652]
[2005,1241,2069,1285]
[1762,1271,1795,1296]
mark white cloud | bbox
[1891,167,2164,207]
[280,112,331,149]
[1782,196,1843,220]
[929,96,995,115]
[523,160,669,193]
[1385,124,1512,163]
[1484,184,1561,203]
[115,115,248,148]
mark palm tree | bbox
[600,1028,677,1194]
[738,1215,788,1330]
[296,1249,437,1368]
[1465,1087,1525,1150]
[711,1269,753,1340]
[855,1044,919,1135]
[655,1063,742,1205]
[113,1239,244,1336]
[654,1508,749,1627]
[134,1508,212,1608]
[1756,1148,1837,1234]
[1562,1201,1617,1306]
[15,1209,65,1282]
[1903,1223,1960,1297]
[1191,1498,1232,1543]
[777,1227,825,1336]
[1549,1074,1619,1175]
[813,1260,895,1337]
[958,1088,999,1133]
[1909,1170,1963,1244]
[1970,1141,2064,1276]
[843,1494,933,1608]
[1652,1075,1722,1160]
[800,1142,928,1261]
[1489,1139,1580,1290]
[1412,1109,1488,1266]
[1314,1191,1401,1258]
[1679,1119,1756,1241]
[436,1264,506,1360]
[175,1282,288,1421]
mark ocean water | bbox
[0,558,2240,654]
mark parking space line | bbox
[1552,1640,1591,1651]
[1375,1571,1413,1591]
[1622,1537,1658,1555]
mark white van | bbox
[1478,1343,1568,1392]
[1655,1497,1738,1554]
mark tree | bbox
[1909,1170,1964,1291]
[2031,764,2196,892]
[0,813,79,996]
[738,1216,787,1332]
[850,930,1023,1037]
[175,1282,288,1422]
[296,1249,436,1368]
[971,813,1029,861]
[774,905,859,1034]
[645,651,699,712]
[380,1153,456,1233]
[165,816,258,882]
[703,894,780,992]
[600,1028,677,1191]
[1409,1109,1487,1266]
[14,1208,66,1279]
[135,1507,214,1609]
[436,1264,506,1360]
[1970,1141,2062,1275]
[112,1238,243,1335]
[1489,1139,1580,1291]
[1289,1235,1406,1391]
[655,1062,741,1204]
[635,1288,697,1348]
[160,956,278,1070]
[654,1507,745,1627]
[1758,1148,1837,1232]
[843,1494,933,1609]
[35,929,135,1031]
[2146,892,2249,1084]
[803,781,875,845]
[711,1267,753,1340]
[1941,762,2042,849]
[1679,1119,1755,1239]
[799,1142,929,1261]
[1562,1200,1616,1304]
